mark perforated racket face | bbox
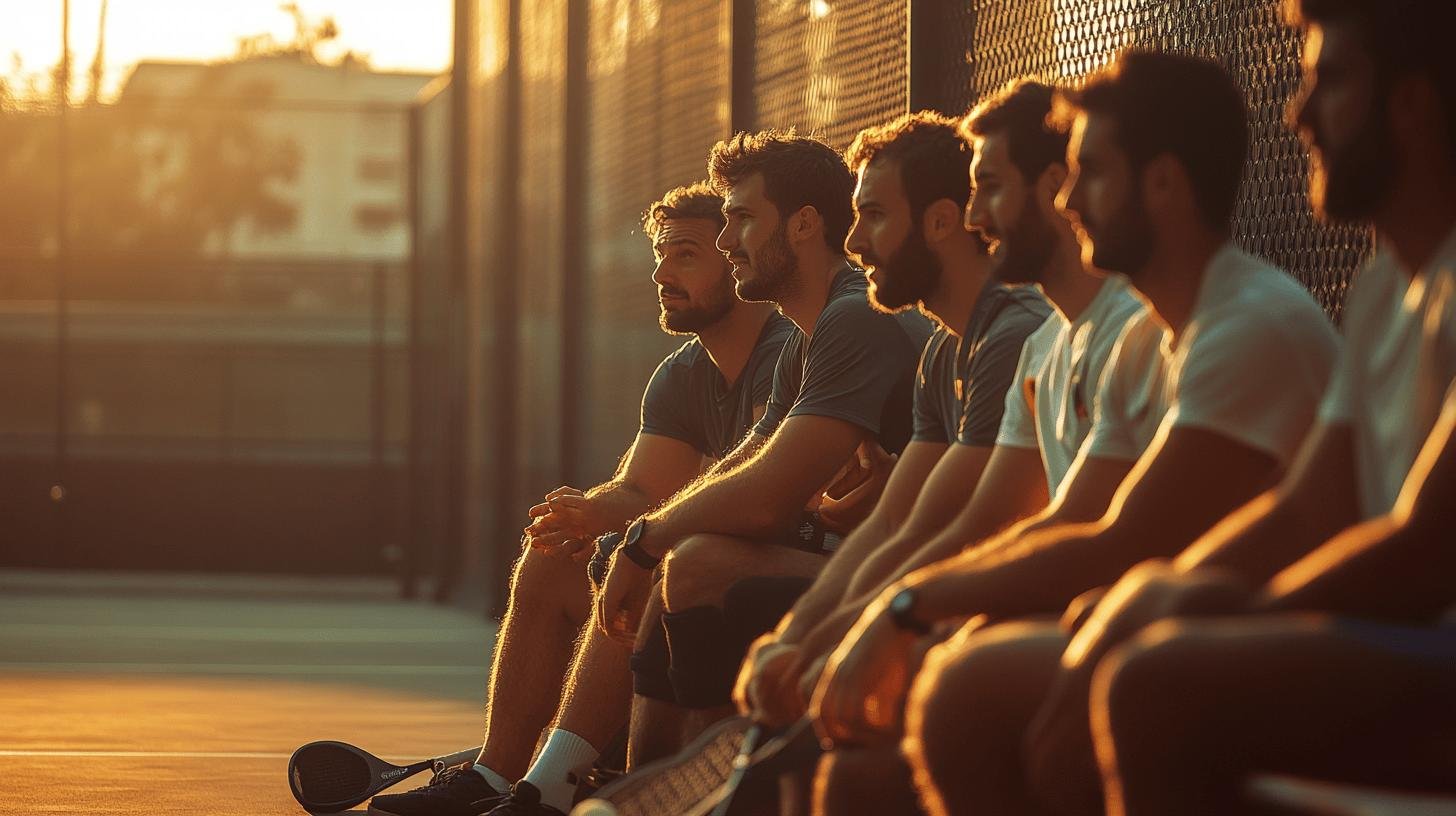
[289,741,377,812]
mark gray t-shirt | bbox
[912,279,1052,446]
[640,313,796,459]
[753,266,933,454]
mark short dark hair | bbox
[1056,51,1248,230]
[707,130,855,252]
[961,80,1069,183]
[642,182,724,241]
[845,111,972,218]
[1287,0,1456,155]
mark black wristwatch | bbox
[621,518,662,570]
[888,587,933,635]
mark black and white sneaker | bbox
[369,767,507,816]
[481,781,568,816]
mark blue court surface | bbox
[0,571,494,815]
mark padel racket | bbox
[287,740,481,814]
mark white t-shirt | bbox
[1318,226,1456,518]
[996,274,1149,494]
[1082,310,1171,462]
[1089,244,1340,467]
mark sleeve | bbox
[911,334,950,444]
[1085,315,1165,461]
[752,335,802,438]
[783,301,918,434]
[1170,311,1339,465]
[993,330,1045,450]
[639,353,708,455]
[959,307,1046,446]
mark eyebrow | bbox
[723,204,753,217]
[653,237,702,253]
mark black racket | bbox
[287,740,481,814]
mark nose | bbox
[844,214,869,259]
[965,191,992,238]
[1287,78,1315,144]
[716,222,738,256]
[651,257,671,288]
[1057,172,1085,224]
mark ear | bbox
[1141,153,1182,214]
[921,198,963,243]
[788,205,824,246]
[1037,163,1068,213]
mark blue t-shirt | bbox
[640,313,796,459]
[753,266,934,454]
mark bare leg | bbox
[640,534,825,750]
[814,746,920,816]
[903,620,1067,816]
[477,544,593,779]
[627,589,678,768]
[554,616,635,752]
[1096,616,1456,816]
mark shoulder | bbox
[1197,252,1336,351]
[985,284,1054,339]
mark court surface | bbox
[0,570,496,815]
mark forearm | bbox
[579,479,657,538]
[911,521,1166,622]
[1262,516,1456,622]
[1174,489,1353,584]
[778,513,895,643]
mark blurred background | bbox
[1,0,1372,616]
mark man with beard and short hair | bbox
[729,109,1052,742]
[368,183,794,816]
[1019,1,1456,812]
[813,52,1341,816]
[469,132,928,816]
[797,79,1163,815]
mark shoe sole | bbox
[587,716,753,816]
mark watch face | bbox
[891,589,914,616]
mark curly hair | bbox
[706,130,855,252]
[642,182,725,241]
[961,79,1068,184]
[1053,51,1247,231]
[845,111,972,217]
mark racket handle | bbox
[432,745,485,776]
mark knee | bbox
[905,637,997,766]
[510,543,583,605]
[661,534,736,611]
[1093,620,1206,744]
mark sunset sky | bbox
[3,0,453,101]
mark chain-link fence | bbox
[452,0,1362,608]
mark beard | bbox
[863,226,941,313]
[659,274,737,335]
[991,194,1058,285]
[1309,108,1395,222]
[734,222,798,303]
[1085,185,1156,278]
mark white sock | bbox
[470,763,511,795]
[521,729,600,812]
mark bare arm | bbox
[525,431,707,547]
[635,414,867,559]
[1263,389,1456,620]
[1174,420,1359,582]
[775,440,946,643]
[909,425,1283,623]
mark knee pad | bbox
[663,605,741,709]
[720,575,814,647]
[630,616,677,702]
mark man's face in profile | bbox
[968,132,1056,285]
[1058,111,1155,278]
[651,217,737,335]
[846,157,941,313]
[717,173,799,303]
[1291,21,1391,221]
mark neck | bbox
[1037,231,1104,323]
[921,240,990,335]
[1133,223,1225,340]
[695,301,777,388]
[1373,162,1456,276]
[778,249,849,337]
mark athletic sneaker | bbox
[369,767,506,816]
[481,781,567,816]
